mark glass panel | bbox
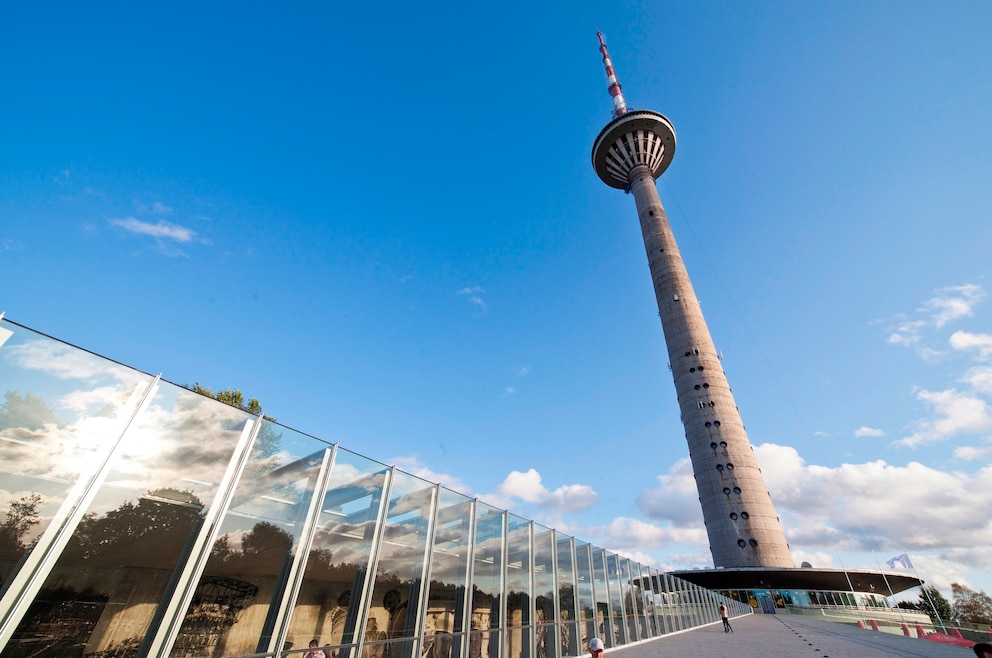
[3,380,249,657]
[589,549,611,647]
[554,535,577,658]
[172,423,329,657]
[0,322,152,595]
[661,574,679,633]
[605,554,625,645]
[618,558,639,642]
[505,515,530,628]
[505,515,530,658]
[532,524,554,658]
[468,502,503,658]
[423,489,473,658]
[572,542,594,652]
[365,470,435,658]
[286,449,389,657]
[643,569,662,638]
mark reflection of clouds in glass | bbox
[0,410,136,482]
[6,339,140,385]
[104,388,248,500]
[59,384,140,414]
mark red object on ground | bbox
[924,632,976,648]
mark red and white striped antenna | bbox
[597,31,628,119]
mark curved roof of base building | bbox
[665,567,922,595]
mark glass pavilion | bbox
[0,318,747,658]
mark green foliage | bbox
[184,383,272,421]
[951,582,992,625]
[0,493,42,560]
[0,391,60,431]
[916,584,954,622]
[183,382,282,463]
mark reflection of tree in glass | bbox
[61,488,204,569]
[207,521,294,575]
[0,493,42,561]
[0,390,62,431]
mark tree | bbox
[183,383,281,461]
[0,391,60,431]
[951,583,992,625]
[184,383,271,420]
[907,584,954,623]
[0,493,42,560]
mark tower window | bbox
[705,422,712,428]
[648,210,654,216]
[685,351,691,357]
[733,487,741,494]
[714,421,721,427]
[694,385,701,390]
[723,487,731,495]
[710,442,718,449]
[689,367,696,373]
[673,294,680,301]
[741,512,749,519]
[749,539,758,547]
[708,401,715,407]
[738,539,746,548]
[726,463,735,470]
[716,464,724,472]
[730,513,738,520]
[698,365,704,371]
[703,383,710,389]
[720,441,727,447]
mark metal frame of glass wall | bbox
[0,319,749,658]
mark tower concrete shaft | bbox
[591,39,794,569]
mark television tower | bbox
[591,33,794,568]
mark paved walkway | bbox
[607,613,974,657]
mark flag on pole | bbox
[886,553,913,570]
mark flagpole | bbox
[834,552,860,610]
[906,553,948,633]
[871,550,908,629]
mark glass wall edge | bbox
[0,374,161,647]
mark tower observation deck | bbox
[591,33,794,569]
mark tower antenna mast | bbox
[597,31,628,118]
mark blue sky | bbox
[2,1,991,598]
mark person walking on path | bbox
[718,603,733,633]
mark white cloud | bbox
[514,366,532,378]
[898,388,992,447]
[755,444,992,567]
[962,365,992,395]
[881,285,985,356]
[886,319,925,346]
[921,284,985,329]
[457,286,487,311]
[488,468,598,515]
[636,457,705,527]
[952,444,992,461]
[950,330,992,360]
[854,426,885,438]
[110,217,196,242]
[502,386,516,397]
